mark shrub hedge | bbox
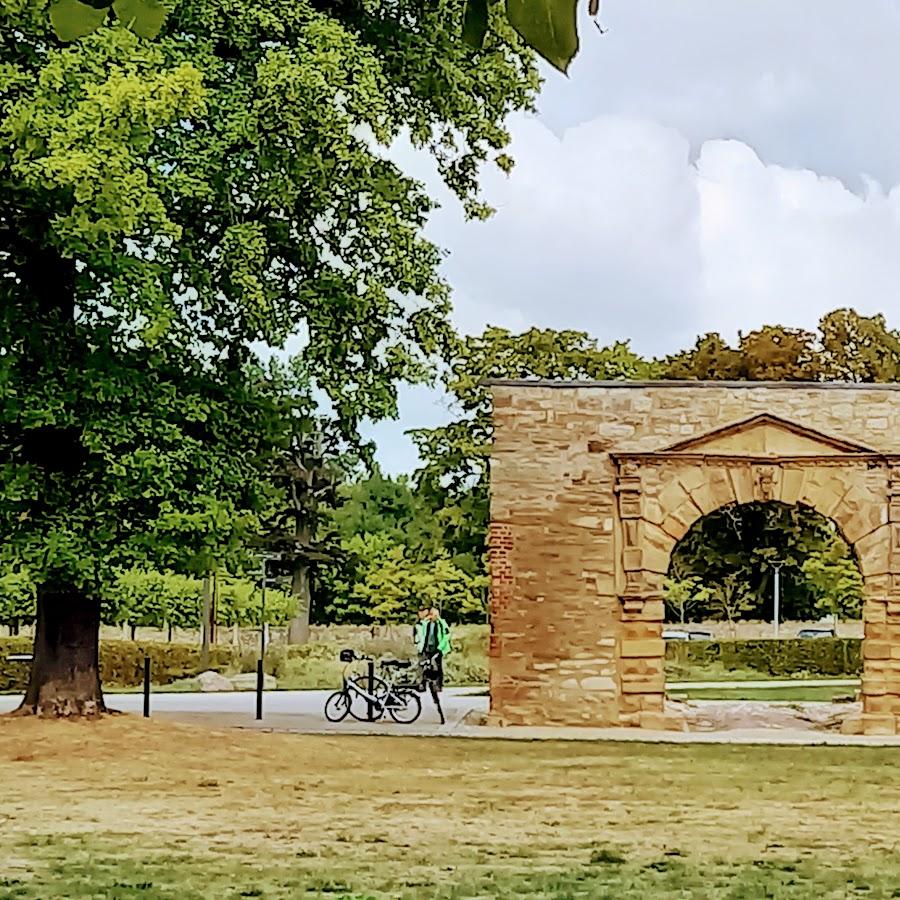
[0,634,861,694]
[665,638,862,677]
[0,638,236,692]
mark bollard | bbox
[367,659,375,722]
[255,658,263,721]
[143,656,151,718]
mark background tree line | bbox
[2,308,886,636]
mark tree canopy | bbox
[0,0,537,712]
[666,502,863,627]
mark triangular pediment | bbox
[660,414,876,457]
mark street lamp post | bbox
[260,556,267,660]
[772,561,784,639]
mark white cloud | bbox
[370,0,900,473]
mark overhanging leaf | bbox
[506,0,579,74]
[113,0,167,38]
[462,0,489,49]
[50,0,107,41]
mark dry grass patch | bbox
[2,715,900,897]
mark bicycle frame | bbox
[340,659,407,718]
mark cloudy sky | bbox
[366,0,900,473]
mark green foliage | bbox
[412,327,656,588]
[802,543,865,622]
[1,2,537,632]
[104,570,202,630]
[330,469,444,558]
[216,577,293,628]
[98,569,293,629]
[665,638,862,678]
[668,501,861,624]
[0,570,36,625]
[664,309,900,383]
[818,308,900,382]
[48,0,166,41]
[662,574,702,625]
[462,0,595,74]
[322,533,487,624]
[505,0,579,74]
[693,574,755,633]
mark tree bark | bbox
[16,588,106,718]
[286,565,311,645]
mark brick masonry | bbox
[487,381,900,735]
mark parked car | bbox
[662,629,714,641]
[797,628,835,639]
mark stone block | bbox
[620,639,665,659]
[580,676,616,692]
[729,466,755,505]
[639,711,686,731]
[778,468,806,505]
[864,641,891,660]
[865,602,888,624]
[861,714,897,736]
[862,676,888,695]
[637,693,665,712]
[863,694,900,714]
[620,677,665,694]
[619,658,664,677]
[840,715,864,735]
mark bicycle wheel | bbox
[324,690,351,723]
[347,674,389,721]
[387,689,422,725]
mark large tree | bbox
[1,1,537,715]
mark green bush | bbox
[665,638,862,678]
[0,638,237,692]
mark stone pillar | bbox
[859,467,900,735]
[614,462,680,730]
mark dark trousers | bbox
[419,651,444,692]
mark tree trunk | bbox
[286,565,311,645]
[16,588,106,718]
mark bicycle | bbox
[324,649,422,725]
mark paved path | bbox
[7,682,896,746]
[0,688,486,735]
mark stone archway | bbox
[487,382,900,736]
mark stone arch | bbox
[638,462,887,581]
[487,382,900,736]
[614,456,894,732]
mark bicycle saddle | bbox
[381,659,412,668]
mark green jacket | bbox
[414,617,451,655]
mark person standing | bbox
[413,604,429,653]
[423,605,451,692]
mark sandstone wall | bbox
[487,382,900,733]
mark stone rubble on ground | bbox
[196,671,235,692]
[229,673,277,691]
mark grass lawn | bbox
[671,685,859,702]
[3,718,900,898]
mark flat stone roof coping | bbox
[484,379,900,390]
